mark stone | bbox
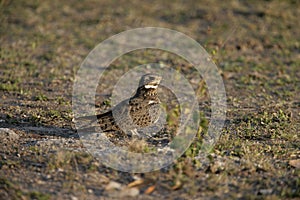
[0,128,19,141]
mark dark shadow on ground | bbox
[0,118,79,139]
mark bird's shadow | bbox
[0,115,79,139]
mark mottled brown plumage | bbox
[78,73,162,137]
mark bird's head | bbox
[138,73,162,89]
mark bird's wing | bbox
[75,110,119,132]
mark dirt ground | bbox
[0,0,299,199]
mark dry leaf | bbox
[144,185,156,194]
[128,179,144,188]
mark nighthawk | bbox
[77,73,162,139]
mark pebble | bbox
[289,159,300,169]
[70,196,78,200]
[0,128,19,141]
[105,181,122,190]
[259,189,273,195]
[120,187,139,197]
